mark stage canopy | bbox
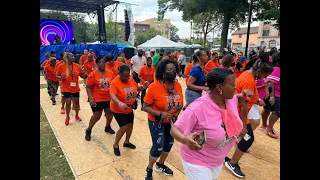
[40,0,118,14]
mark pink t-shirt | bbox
[174,93,243,168]
[256,78,266,99]
[266,66,280,97]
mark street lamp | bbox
[244,0,254,57]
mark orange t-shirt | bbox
[41,60,50,67]
[83,60,97,76]
[144,80,184,123]
[124,58,131,66]
[204,60,219,73]
[184,63,193,84]
[110,76,139,114]
[54,61,64,74]
[233,58,248,78]
[44,65,58,82]
[106,61,123,77]
[79,55,88,65]
[56,63,82,93]
[138,65,155,83]
[86,70,114,102]
[235,71,259,124]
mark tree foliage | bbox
[157,0,248,50]
[254,0,280,30]
[170,25,180,42]
[135,27,163,45]
[192,12,221,47]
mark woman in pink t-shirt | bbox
[261,52,280,138]
[170,68,253,180]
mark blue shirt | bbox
[187,66,205,93]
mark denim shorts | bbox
[148,120,174,159]
[185,89,202,105]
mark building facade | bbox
[257,20,280,49]
[117,22,150,41]
[231,27,259,48]
[138,18,171,39]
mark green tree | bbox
[192,12,221,47]
[157,0,248,50]
[254,0,280,30]
[68,12,93,44]
[183,38,192,45]
[135,27,162,45]
[170,25,180,42]
[105,15,124,43]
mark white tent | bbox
[176,41,188,47]
[137,35,186,48]
[188,44,202,48]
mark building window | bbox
[262,30,270,36]
[143,28,145,31]
[269,40,276,48]
[260,41,265,46]
[157,24,160,27]
[239,34,242,38]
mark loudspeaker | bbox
[124,9,130,41]
[123,47,135,60]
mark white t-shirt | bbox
[131,55,146,73]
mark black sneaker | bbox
[123,142,136,149]
[145,167,153,180]
[225,156,231,162]
[105,126,115,134]
[224,160,245,178]
[113,145,121,156]
[155,162,173,176]
[85,129,92,141]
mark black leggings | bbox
[237,123,254,152]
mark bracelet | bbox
[270,97,275,99]
[88,97,94,101]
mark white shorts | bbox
[182,159,222,180]
[248,104,260,120]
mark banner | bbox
[125,4,135,46]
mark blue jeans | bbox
[148,120,174,159]
[185,89,202,105]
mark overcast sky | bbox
[85,0,259,39]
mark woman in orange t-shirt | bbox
[44,57,59,105]
[84,56,116,141]
[225,52,274,178]
[54,52,68,114]
[105,54,123,77]
[79,49,89,66]
[83,53,97,87]
[56,52,86,125]
[138,57,155,109]
[110,64,148,156]
[143,59,183,178]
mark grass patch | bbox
[40,106,74,180]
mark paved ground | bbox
[40,75,280,180]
